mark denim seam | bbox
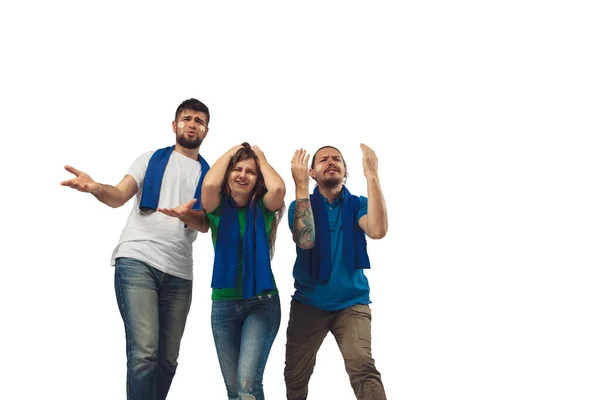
[115,268,132,398]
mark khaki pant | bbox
[284,299,387,400]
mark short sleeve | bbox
[127,151,153,189]
[287,200,297,230]
[357,196,368,221]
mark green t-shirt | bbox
[207,197,279,300]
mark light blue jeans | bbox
[114,257,192,400]
[211,294,281,400]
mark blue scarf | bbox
[297,186,370,282]
[211,195,274,298]
[139,146,210,211]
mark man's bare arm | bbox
[178,210,209,233]
[61,165,138,208]
[292,198,315,249]
[357,144,388,239]
[291,149,315,249]
[158,199,209,233]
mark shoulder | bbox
[288,200,297,214]
[355,195,368,219]
[127,150,154,182]
[133,150,154,165]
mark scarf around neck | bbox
[298,185,370,282]
[211,195,274,298]
[139,145,210,211]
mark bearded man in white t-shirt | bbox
[61,98,211,400]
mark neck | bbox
[232,192,251,208]
[317,184,343,204]
[174,143,199,160]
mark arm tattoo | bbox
[292,198,315,248]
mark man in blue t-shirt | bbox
[284,144,389,400]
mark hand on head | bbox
[226,144,244,158]
[251,145,266,162]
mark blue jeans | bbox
[211,294,281,400]
[114,257,193,400]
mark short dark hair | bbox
[175,98,210,125]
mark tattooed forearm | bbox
[292,198,315,249]
[296,226,315,248]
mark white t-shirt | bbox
[111,150,203,280]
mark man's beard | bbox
[177,134,202,149]
[320,176,342,188]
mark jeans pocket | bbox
[115,257,146,270]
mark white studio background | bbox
[1,1,599,399]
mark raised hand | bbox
[60,165,101,195]
[228,144,244,157]
[251,145,266,162]
[157,199,197,218]
[360,143,379,178]
[291,148,310,188]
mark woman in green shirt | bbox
[202,142,285,400]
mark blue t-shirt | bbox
[288,193,370,311]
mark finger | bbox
[158,208,175,217]
[297,149,306,164]
[292,149,300,163]
[64,165,81,176]
[303,152,310,166]
[182,199,196,211]
[361,143,374,154]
